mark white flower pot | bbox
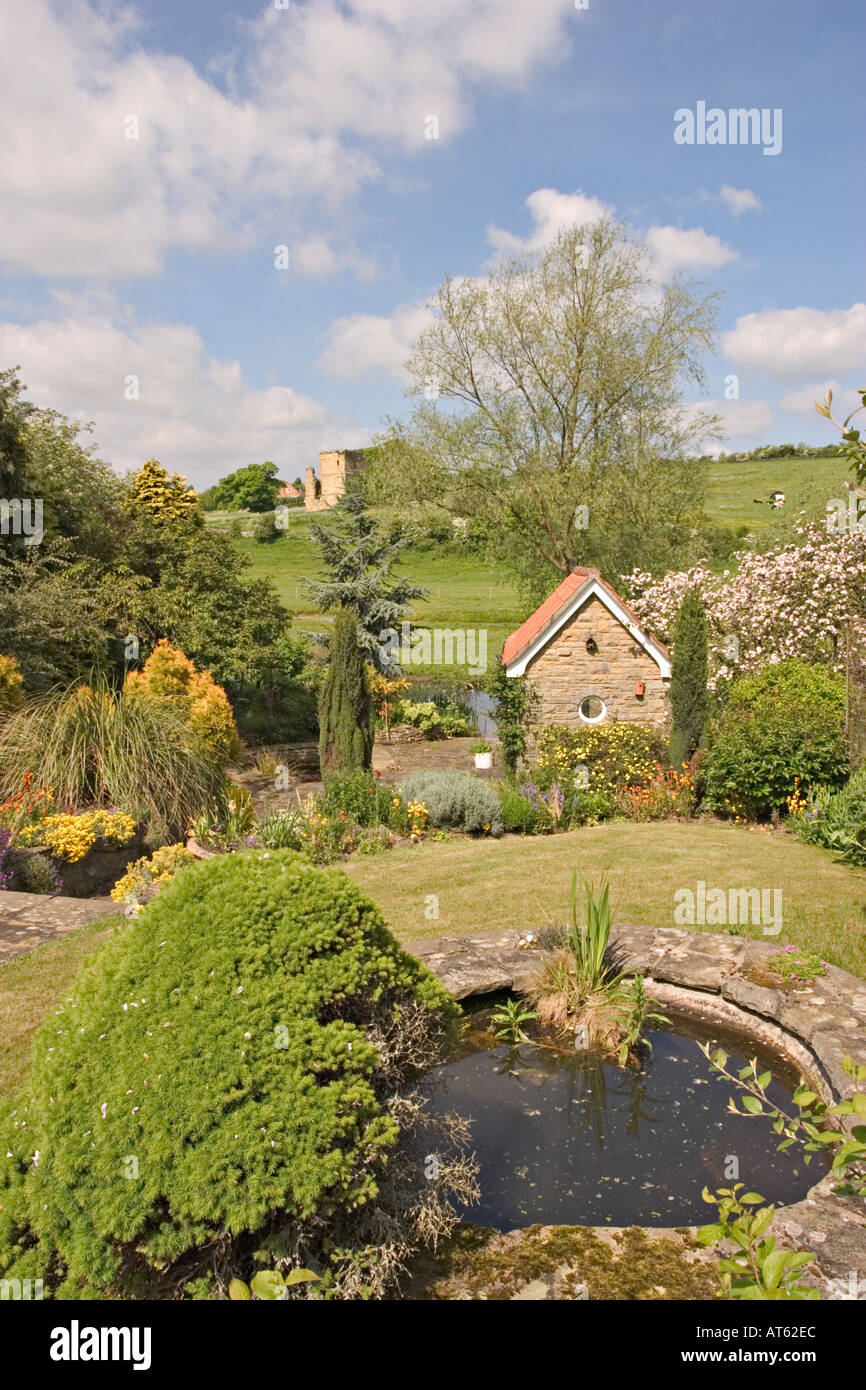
[474,752,493,770]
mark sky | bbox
[0,0,863,490]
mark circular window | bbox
[578,695,607,725]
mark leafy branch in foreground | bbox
[697,1049,866,1300]
[701,1046,866,1197]
[815,384,866,479]
[697,1185,818,1301]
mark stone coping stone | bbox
[0,890,117,961]
[404,922,866,1298]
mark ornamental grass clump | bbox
[528,876,666,1062]
[0,679,225,843]
[0,851,475,1300]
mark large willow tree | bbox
[369,218,721,599]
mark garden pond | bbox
[424,999,822,1231]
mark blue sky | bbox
[0,0,862,488]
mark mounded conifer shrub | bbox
[0,851,473,1299]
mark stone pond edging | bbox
[404,923,866,1298]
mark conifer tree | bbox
[306,484,427,674]
[318,608,373,775]
[669,589,709,767]
[129,458,202,525]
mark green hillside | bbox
[706,451,847,532]
[207,449,847,676]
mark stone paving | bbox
[0,891,117,962]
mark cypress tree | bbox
[318,608,373,775]
[669,589,709,767]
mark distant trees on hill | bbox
[696,442,842,464]
[199,461,282,512]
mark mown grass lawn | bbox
[343,821,866,977]
[0,918,119,1098]
[3,822,863,1100]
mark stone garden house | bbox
[502,567,671,733]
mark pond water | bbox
[466,689,497,738]
[425,1003,820,1230]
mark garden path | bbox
[0,891,116,961]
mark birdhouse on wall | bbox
[634,681,646,698]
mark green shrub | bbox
[318,609,373,774]
[668,590,708,766]
[393,698,472,738]
[400,771,504,835]
[701,660,848,820]
[486,660,527,775]
[0,680,225,843]
[0,851,468,1299]
[790,766,866,864]
[318,769,395,827]
[498,784,539,833]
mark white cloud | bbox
[645,225,738,281]
[290,237,378,281]
[724,304,866,382]
[719,185,762,216]
[0,0,575,279]
[698,186,762,216]
[486,188,613,258]
[316,302,435,380]
[686,398,775,453]
[0,292,336,488]
[486,188,737,283]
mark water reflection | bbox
[424,1009,818,1230]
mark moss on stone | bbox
[404,1221,723,1301]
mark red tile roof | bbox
[501,567,670,668]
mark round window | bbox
[578,695,606,725]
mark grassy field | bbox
[219,509,524,673]
[705,451,846,533]
[207,451,847,673]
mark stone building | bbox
[304,449,367,511]
[501,567,671,733]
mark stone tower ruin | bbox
[304,449,367,511]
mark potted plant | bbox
[471,739,494,770]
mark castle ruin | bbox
[304,449,367,511]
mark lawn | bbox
[343,821,866,976]
[2,824,864,1100]
[0,917,120,1098]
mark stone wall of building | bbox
[523,593,670,732]
[304,449,367,511]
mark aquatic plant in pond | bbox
[529,877,663,1061]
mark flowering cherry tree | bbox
[624,520,866,689]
